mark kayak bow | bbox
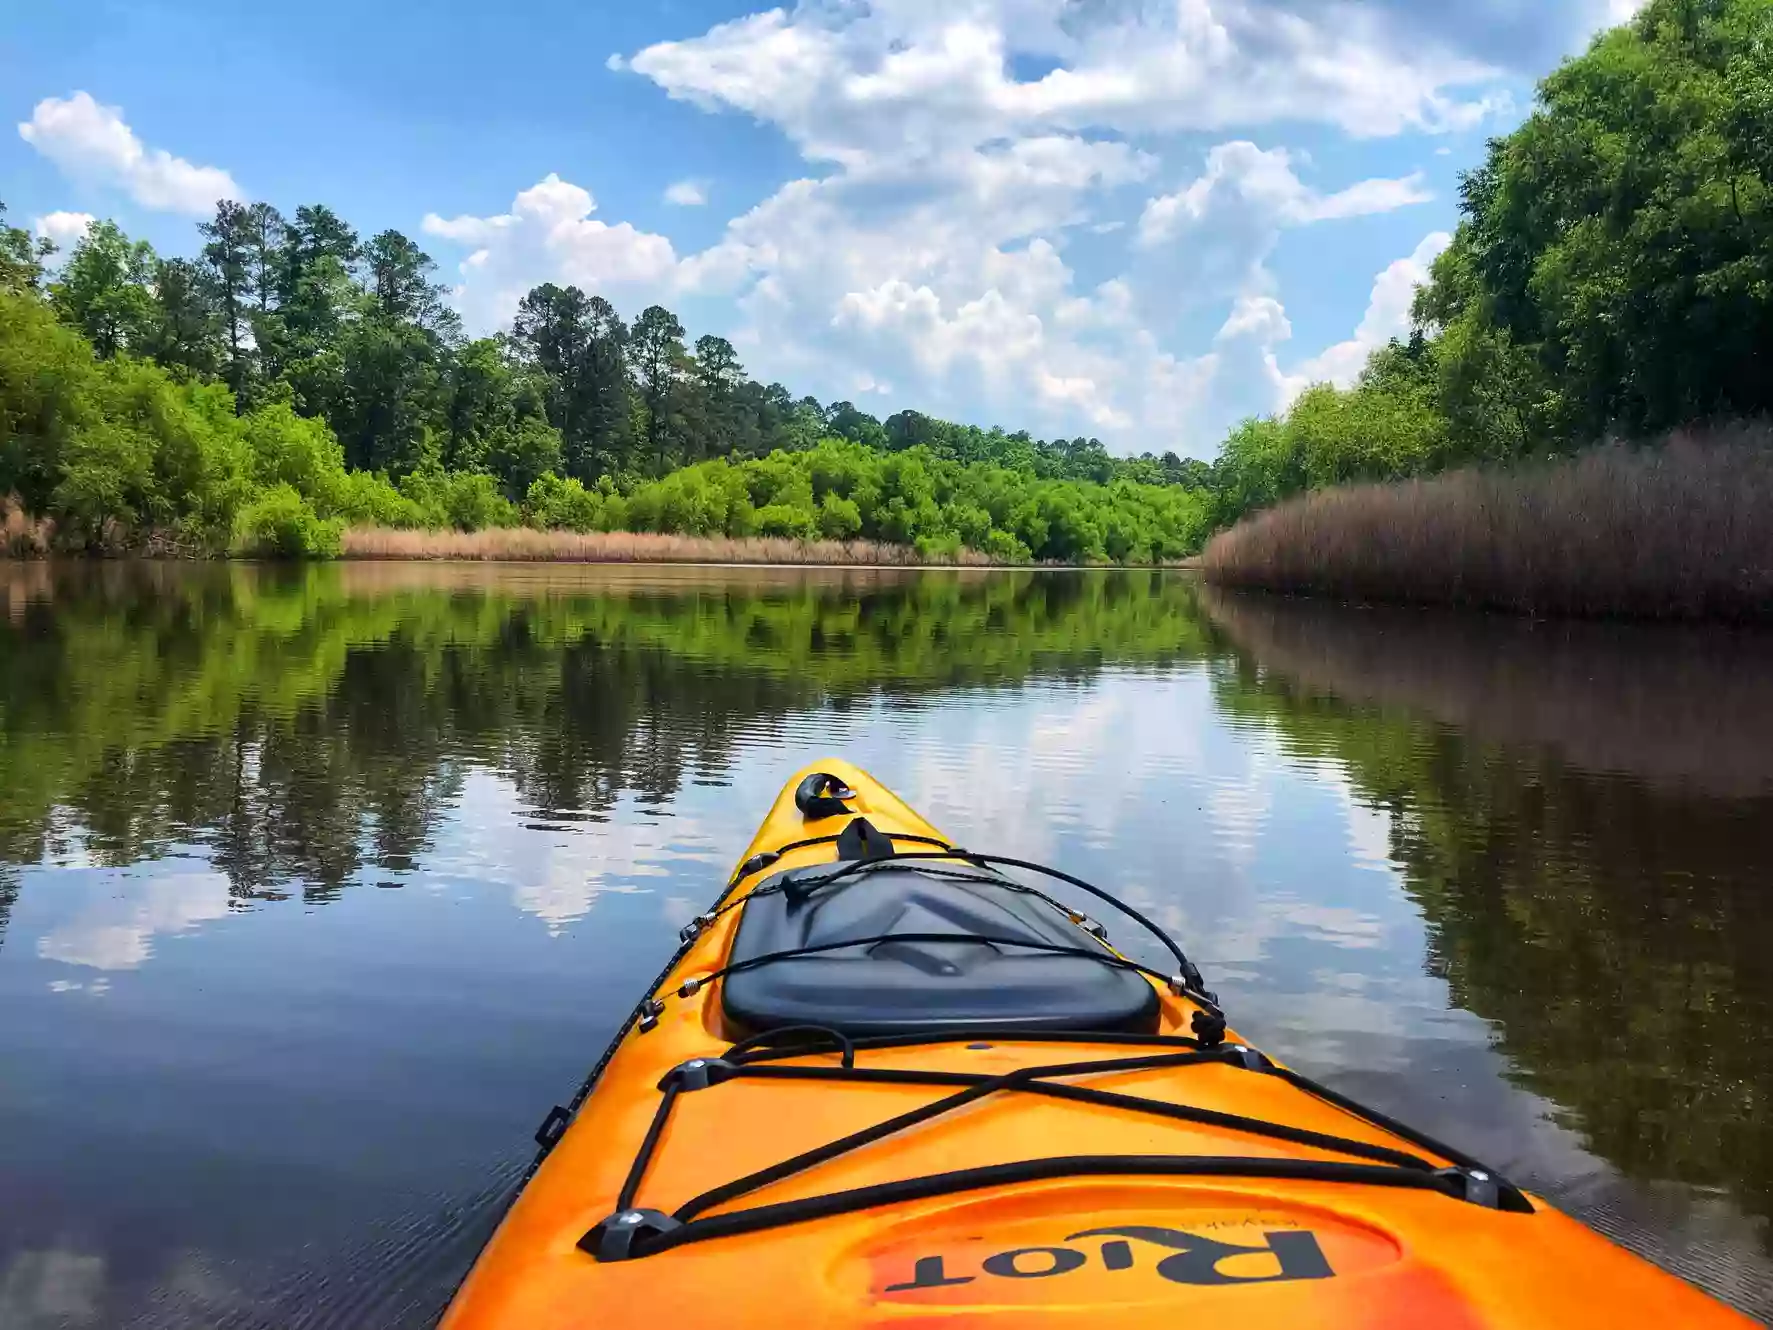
[442,759,1752,1328]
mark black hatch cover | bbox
[720,860,1161,1036]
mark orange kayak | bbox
[442,760,1753,1328]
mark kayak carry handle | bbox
[794,772,856,819]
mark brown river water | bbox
[0,561,1769,1325]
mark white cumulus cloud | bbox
[1257,231,1453,406]
[18,92,242,217]
[671,132,1196,439]
[33,210,95,250]
[430,0,1512,453]
[664,178,708,206]
[626,0,1506,161]
[1138,143,1432,247]
[423,172,679,329]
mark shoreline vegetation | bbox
[0,186,1210,568]
[1201,0,1773,619]
[337,526,1001,565]
[1202,434,1773,621]
[3,512,1199,567]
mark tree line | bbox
[0,192,1210,559]
[1210,0,1773,525]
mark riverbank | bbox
[339,527,1002,565]
[1201,432,1773,621]
[2,519,1197,567]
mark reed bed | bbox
[339,526,1002,566]
[1202,430,1773,620]
[1,502,52,557]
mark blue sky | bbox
[1,0,1639,457]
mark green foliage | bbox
[0,290,108,512]
[241,401,348,501]
[2,193,1209,561]
[232,483,343,557]
[50,221,158,359]
[1423,0,1773,444]
[1205,1,1773,533]
[486,414,564,500]
[524,471,604,531]
[0,201,53,296]
[331,468,424,528]
[754,502,818,539]
[622,456,755,537]
[605,440,1211,561]
[55,357,256,548]
[817,491,863,540]
[631,303,688,475]
[397,468,519,532]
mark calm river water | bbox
[2,562,1770,1326]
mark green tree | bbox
[272,204,361,421]
[238,202,288,382]
[630,304,686,475]
[1420,0,1773,443]
[688,333,744,461]
[511,284,631,482]
[49,220,158,359]
[0,290,106,512]
[333,315,444,475]
[825,401,888,449]
[0,201,53,295]
[364,229,459,338]
[143,257,222,379]
[279,205,361,342]
[200,201,258,406]
[326,233,458,476]
[443,337,563,496]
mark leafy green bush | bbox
[242,403,349,503]
[525,471,603,531]
[486,416,564,501]
[398,468,519,531]
[816,492,862,540]
[331,469,425,527]
[0,292,108,515]
[602,440,1207,561]
[754,502,817,539]
[981,529,1030,563]
[47,355,259,548]
[233,483,343,558]
[914,532,965,563]
[623,460,755,536]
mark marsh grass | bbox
[1,501,52,557]
[1202,429,1773,620]
[339,526,1002,566]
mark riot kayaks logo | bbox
[883,1225,1335,1292]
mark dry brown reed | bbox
[0,498,52,557]
[339,526,1003,566]
[1202,428,1773,620]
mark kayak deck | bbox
[441,760,1753,1328]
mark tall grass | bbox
[1202,429,1773,620]
[1,500,52,557]
[339,526,1001,566]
